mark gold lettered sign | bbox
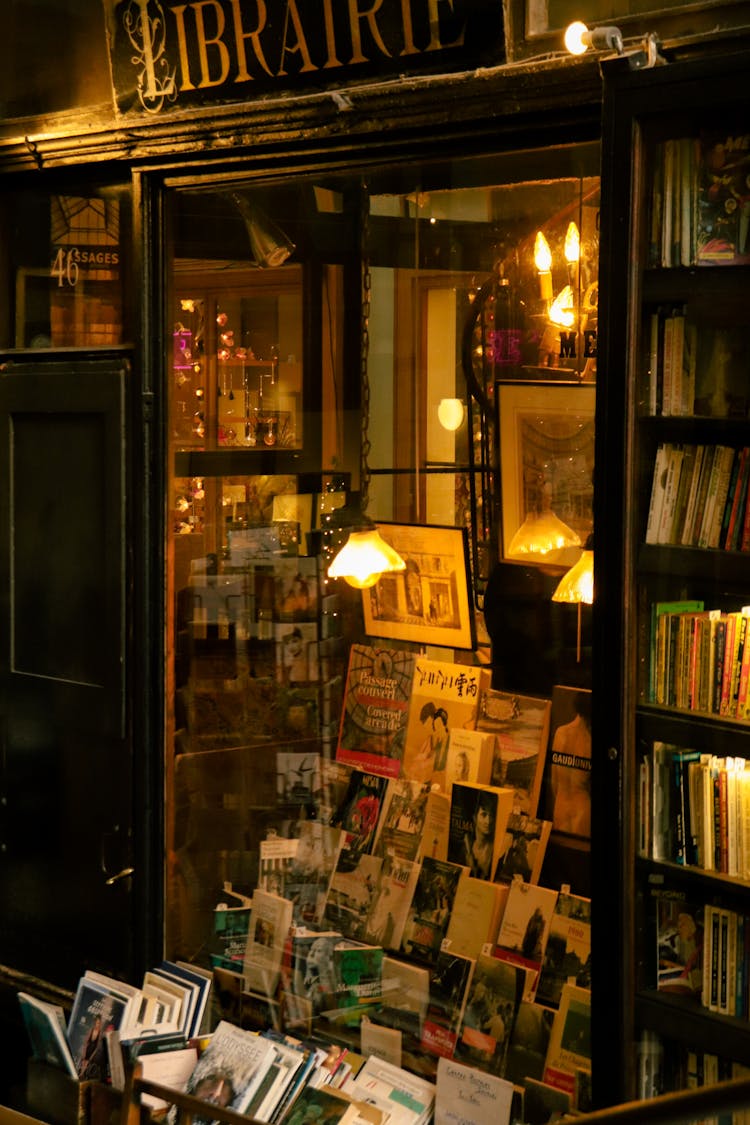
[102,0,505,116]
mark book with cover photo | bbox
[330,769,388,866]
[476,690,551,818]
[493,813,552,886]
[67,978,130,1082]
[454,951,525,1078]
[285,821,343,928]
[541,686,592,840]
[400,855,466,965]
[536,891,592,1008]
[323,846,382,941]
[493,880,558,1003]
[336,645,417,779]
[363,853,420,950]
[421,950,475,1058]
[446,781,515,881]
[172,1020,278,1125]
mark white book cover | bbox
[244,888,293,996]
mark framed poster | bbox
[362,523,475,650]
[498,382,595,567]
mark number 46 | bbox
[51,248,79,287]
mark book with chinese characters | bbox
[337,645,417,778]
[401,658,489,788]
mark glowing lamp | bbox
[507,510,581,561]
[328,528,406,589]
[534,232,553,301]
[564,20,624,55]
[552,541,594,661]
[437,398,465,432]
[549,285,576,328]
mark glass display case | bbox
[164,148,600,1097]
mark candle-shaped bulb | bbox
[534,231,553,300]
[564,222,580,263]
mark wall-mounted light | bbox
[564,20,666,67]
[564,20,623,55]
[437,398,465,432]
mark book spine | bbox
[646,443,670,545]
[680,444,706,546]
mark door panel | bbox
[0,359,132,989]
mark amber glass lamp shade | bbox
[327,528,406,589]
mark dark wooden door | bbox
[0,358,134,990]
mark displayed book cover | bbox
[244,1035,307,1123]
[342,1054,436,1125]
[446,781,515,881]
[476,690,551,817]
[655,889,704,996]
[285,822,343,927]
[363,853,421,951]
[274,556,320,621]
[323,846,383,941]
[443,728,495,796]
[493,880,558,1003]
[371,777,435,861]
[318,758,355,825]
[401,658,489,788]
[330,941,385,1022]
[400,855,466,964]
[330,769,389,865]
[421,950,475,1058]
[277,747,321,805]
[380,956,430,1025]
[287,929,344,1021]
[210,899,253,972]
[493,813,552,886]
[503,999,557,1087]
[444,874,509,961]
[67,978,130,1081]
[540,686,592,840]
[174,1020,279,1124]
[542,983,592,1096]
[18,992,77,1078]
[336,645,417,779]
[243,888,294,996]
[535,891,592,1008]
[435,1056,515,1125]
[274,620,319,685]
[696,130,750,264]
[258,835,299,898]
[454,951,525,1077]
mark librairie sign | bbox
[103,0,504,116]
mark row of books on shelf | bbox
[645,443,750,551]
[656,887,750,1021]
[637,1027,750,1120]
[648,131,750,269]
[648,600,750,720]
[639,742,750,875]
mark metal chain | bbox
[359,182,372,516]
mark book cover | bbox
[400,855,466,964]
[435,1056,515,1125]
[67,979,130,1081]
[493,813,552,886]
[323,846,383,941]
[542,983,592,1094]
[244,889,294,997]
[330,769,388,865]
[330,941,384,1023]
[363,852,421,951]
[541,686,592,840]
[287,929,344,1021]
[341,1054,436,1125]
[476,690,552,818]
[370,777,434,862]
[454,952,525,1077]
[443,727,495,796]
[401,658,489,788]
[446,781,515,881]
[336,645,417,778]
[258,836,299,899]
[535,891,592,1008]
[655,889,703,996]
[493,880,558,1003]
[503,1000,557,1087]
[696,130,750,264]
[444,876,509,961]
[645,443,671,545]
[380,956,430,1026]
[421,950,476,1058]
[285,822,343,928]
[277,747,321,805]
[18,992,77,1079]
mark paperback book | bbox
[336,645,417,778]
[542,983,592,1097]
[446,781,515,881]
[503,999,557,1087]
[535,891,592,1008]
[400,855,466,964]
[493,813,552,886]
[493,880,558,1003]
[454,952,525,1077]
[18,992,77,1078]
[244,888,294,997]
[420,950,475,1058]
[324,846,383,942]
[476,690,551,817]
[363,853,421,950]
[371,777,448,862]
[401,658,489,788]
[285,821,343,928]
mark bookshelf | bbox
[595,49,750,1105]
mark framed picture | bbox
[498,382,595,566]
[362,523,476,650]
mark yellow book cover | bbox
[401,658,489,788]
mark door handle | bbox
[105,866,134,886]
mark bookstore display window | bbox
[164,147,599,1091]
[0,184,131,349]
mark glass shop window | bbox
[0,184,131,350]
[164,146,599,1073]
